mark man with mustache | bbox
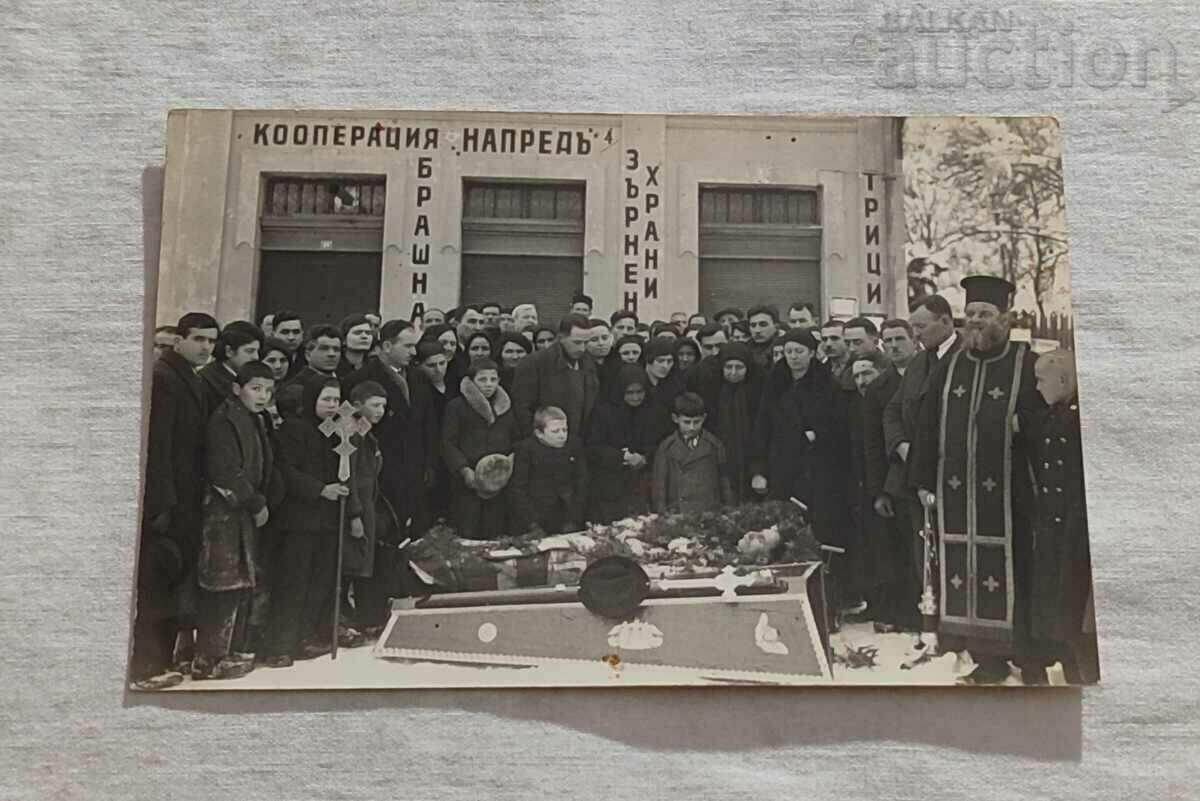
[912,275,1047,685]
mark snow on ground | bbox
[163,622,1051,691]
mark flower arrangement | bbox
[405,501,819,593]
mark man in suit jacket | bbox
[511,313,599,444]
[343,320,437,535]
[862,319,921,630]
[133,312,218,688]
[882,295,962,500]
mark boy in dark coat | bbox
[194,361,282,680]
[133,312,217,689]
[442,358,517,539]
[586,364,656,523]
[652,392,734,514]
[259,378,363,668]
[1028,349,1099,684]
[509,406,587,535]
[338,380,387,641]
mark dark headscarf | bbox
[421,322,455,345]
[531,325,557,349]
[616,363,648,396]
[643,337,676,363]
[778,326,820,353]
[673,337,701,371]
[614,334,644,362]
[300,376,341,424]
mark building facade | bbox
[156,110,907,327]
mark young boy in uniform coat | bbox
[652,392,734,514]
[509,406,587,535]
[259,378,363,667]
[1028,349,1100,684]
[194,361,283,679]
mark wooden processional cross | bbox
[319,400,371,658]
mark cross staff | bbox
[319,400,370,659]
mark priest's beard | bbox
[964,320,1009,352]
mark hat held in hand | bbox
[473,453,513,499]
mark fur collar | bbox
[459,376,511,423]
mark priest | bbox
[912,275,1047,684]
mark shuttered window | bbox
[461,180,585,315]
[698,186,821,317]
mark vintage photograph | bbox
[131,111,1098,690]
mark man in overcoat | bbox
[510,313,599,444]
[132,312,218,688]
[344,320,437,536]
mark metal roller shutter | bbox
[461,180,585,317]
[698,185,823,318]
[698,257,821,318]
[461,254,582,323]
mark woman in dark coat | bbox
[750,328,848,544]
[260,377,362,667]
[442,358,517,539]
[415,339,456,522]
[585,364,656,523]
[642,337,685,448]
[709,343,764,504]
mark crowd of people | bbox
[134,282,1097,689]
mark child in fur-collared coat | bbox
[442,359,517,539]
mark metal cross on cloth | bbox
[319,401,371,481]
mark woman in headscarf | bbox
[711,342,765,504]
[750,328,848,544]
[464,331,493,366]
[730,320,752,343]
[585,363,656,523]
[260,377,362,667]
[641,336,684,447]
[673,337,701,376]
[531,325,558,352]
[586,318,623,403]
[415,339,455,521]
[493,331,532,393]
[424,323,465,391]
[614,335,644,367]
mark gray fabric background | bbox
[1,1,1196,798]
